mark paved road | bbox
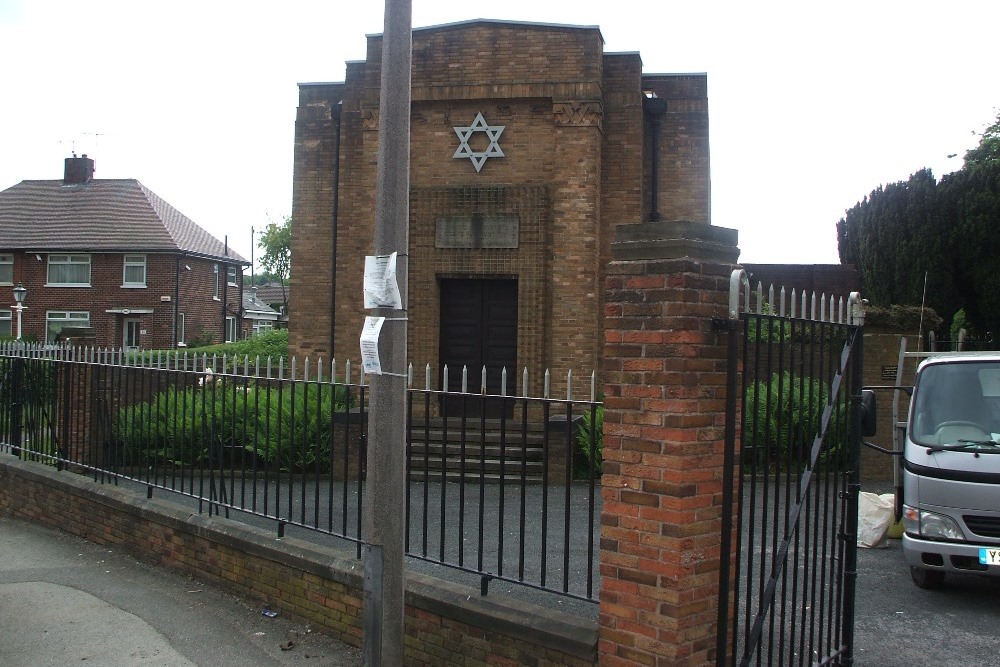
[853,536,1000,666]
[0,517,361,667]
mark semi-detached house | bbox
[0,155,248,350]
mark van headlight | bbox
[902,505,965,541]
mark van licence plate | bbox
[979,548,1000,566]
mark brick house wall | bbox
[290,20,712,392]
[6,250,242,349]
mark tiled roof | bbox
[0,179,247,263]
[243,288,279,315]
[252,282,287,305]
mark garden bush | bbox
[574,402,603,479]
[744,371,847,470]
[114,378,351,471]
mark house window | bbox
[213,264,220,299]
[252,319,274,336]
[0,254,12,285]
[227,266,239,288]
[225,316,237,343]
[123,254,147,287]
[46,311,90,344]
[47,254,91,286]
[177,312,186,346]
[0,309,11,338]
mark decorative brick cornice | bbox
[553,100,604,130]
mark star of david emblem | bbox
[453,112,505,173]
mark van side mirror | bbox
[861,389,877,437]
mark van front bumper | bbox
[902,533,1000,576]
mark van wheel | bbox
[910,567,945,589]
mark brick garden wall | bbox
[0,456,597,666]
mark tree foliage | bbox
[257,216,291,308]
[838,111,1000,339]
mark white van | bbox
[900,353,1000,588]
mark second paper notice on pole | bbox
[360,316,384,375]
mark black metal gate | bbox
[717,271,866,667]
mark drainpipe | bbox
[329,101,343,357]
[173,255,181,347]
[644,94,668,222]
[222,237,228,343]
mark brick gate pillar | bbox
[600,221,740,667]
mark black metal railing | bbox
[0,345,602,603]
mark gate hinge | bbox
[712,317,740,332]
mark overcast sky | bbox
[1,0,997,269]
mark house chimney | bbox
[63,154,95,185]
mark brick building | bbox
[0,155,248,349]
[290,19,711,394]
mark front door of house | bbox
[439,278,517,417]
[123,318,141,353]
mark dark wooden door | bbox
[439,279,517,417]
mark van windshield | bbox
[911,361,1000,447]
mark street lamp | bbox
[12,282,26,341]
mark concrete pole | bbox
[362,1,411,665]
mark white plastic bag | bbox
[857,492,894,548]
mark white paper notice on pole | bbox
[360,316,385,375]
[363,252,402,309]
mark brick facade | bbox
[290,20,711,392]
[5,251,242,349]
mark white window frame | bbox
[0,254,12,285]
[123,254,147,288]
[0,309,11,338]
[46,254,91,287]
[213,264,220,300]
[177,312,186,346]
[45,310,90,344]
[227,266,239,288]
[225,315,237,343]
[252,318,274,336]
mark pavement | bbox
[0,516,361,667]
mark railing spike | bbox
[779,286,786,318]
[522,367,529,397]
[481,365,487,394]
[408,362,413,387]
[462,365,468,394]
[501,367,507,397]
[425,363,431,391]
[566,368,573,401]
[544,369,550,400]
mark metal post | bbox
[362,1,411,665]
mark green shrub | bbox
[744,371,847,470]
[132,330,291,371]
[574,403,603,479]
[114,377,351,471]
